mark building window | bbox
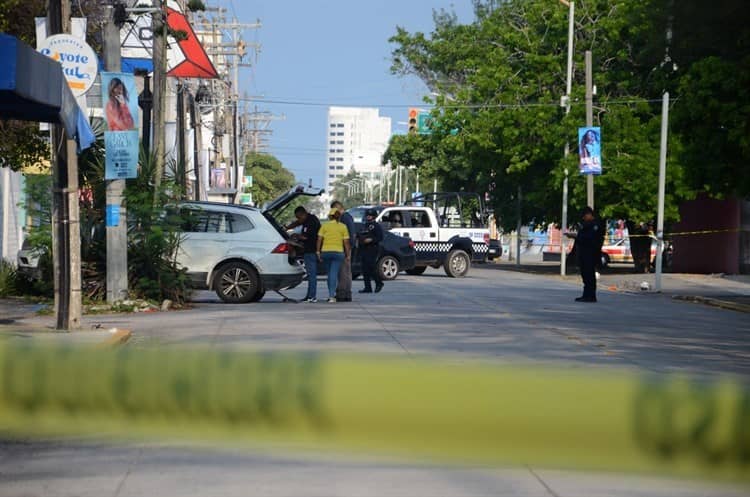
[336,149,344,153]
[336,140,344,145]
[330,124,336,128]
[337,132,344,136]
[329,140,336,145]
[330,132,336,136]
[336,158,344,162]
[329,174,335,178]
[336,123,344,128]
[336,166,344,170]
[329,148,336,153]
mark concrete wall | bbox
[671,196,741,274]
[740,200,750,274]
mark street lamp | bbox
[559,0,574,277]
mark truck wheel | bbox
[405,266,427,275]
[444,250,470,278]
[379,255,400,280]
[214,261,260,303]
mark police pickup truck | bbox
[375,192,490,277]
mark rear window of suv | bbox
[181,209,254,234]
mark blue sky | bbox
[211,0,475,187]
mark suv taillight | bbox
[408,239,415,249]
[483,233,490,244]
[272,243,290,254]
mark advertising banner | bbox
[101,72,139,179]
[578,127,602,175]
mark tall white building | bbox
[325,107,391,194]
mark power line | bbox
[240,97,673,110]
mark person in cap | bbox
[358,208,384,294]
[330,200,356,302]
[566,206,604,302]
[316,207,351,303]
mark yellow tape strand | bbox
[0,342,747,483]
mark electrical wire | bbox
[240,97,673,110]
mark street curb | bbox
[672,295,750,314]
[97,328,133,347]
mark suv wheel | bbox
[214,261,260,303]
[379,255,400,280]
[405,266,427,275]
[444,249,470,278]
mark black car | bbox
[315,223,416,281]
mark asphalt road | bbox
[2,266,749,497]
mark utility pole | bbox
[560,0,574,277]
[176,82,187,197]
[654,92,669,292]
[585,50,594,209]
[103,6,128,304]
[48,0,81,330]
[516,186,522,266]
[189,92,205,200]
[151,0,167,194]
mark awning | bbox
[0,33,95,152]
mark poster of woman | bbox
[578,127,602,175]
[102,73,137,131]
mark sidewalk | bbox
[491,259,750,312]
[0,297,131,345]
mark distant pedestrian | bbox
[331,200,356,302]
[566,206,604,302]
[317,208,352,303]
[285,206,320,302]
[358,208,384,294]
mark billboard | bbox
[101,72,139,179]
[578,127,602,175]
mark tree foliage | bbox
[244,152,296,207]
[387,0,749,229]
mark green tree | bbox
[0,0,106,173]
[244,152,296,207]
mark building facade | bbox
[325,107,391,194]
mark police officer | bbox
[566,206,604,302]
[358,208,384,294]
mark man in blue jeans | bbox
[286,206,320,302]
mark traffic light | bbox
[408,108,418,134]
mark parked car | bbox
[175,185,323,303]
[17,237,44,279]
[315,223,417,281]
[600,238,657,267]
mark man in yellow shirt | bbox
[316,208,352,303]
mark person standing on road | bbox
[566,206,604,302]
[285,206,320,303]
[331,200,356,302]
[358,208,385,294]
[317,208,352,303]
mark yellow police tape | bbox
[0,341,747,483]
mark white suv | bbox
[176,186,322,303]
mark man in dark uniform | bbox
[567,206,603,302]
[358,208,384,294]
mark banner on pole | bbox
[578,127,602,175]
[101,72,139,179]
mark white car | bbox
[176,186,323,303]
